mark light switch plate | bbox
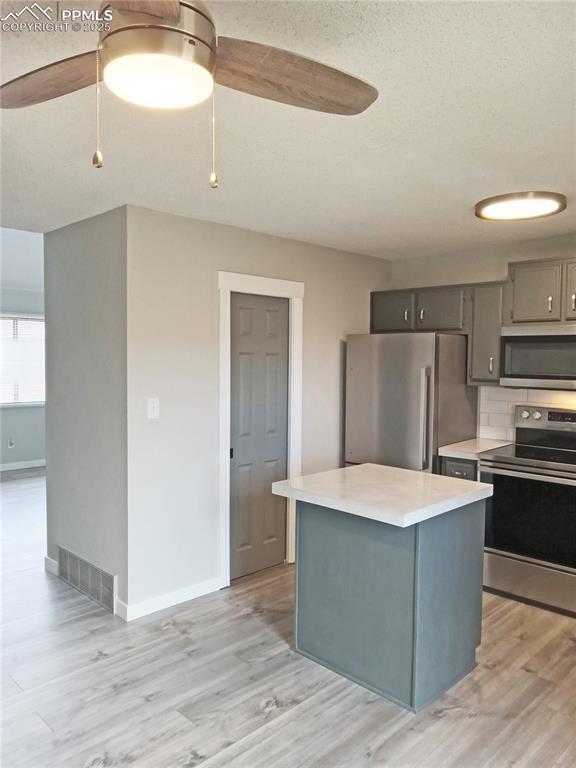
[147,398,160,420]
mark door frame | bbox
[218,271,304,587]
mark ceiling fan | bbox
[0,0,379,115]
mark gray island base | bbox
[273,463,493,712]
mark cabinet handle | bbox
[403,308,409,323]
[453,470,463,477]
[489,356,494,375]
[419,308,425,323]
[571,293,576,312]
[547,295,553,313]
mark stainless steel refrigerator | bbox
[345,333,478,471]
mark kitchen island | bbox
[272,463,493,712]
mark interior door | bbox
[230,293,289,579]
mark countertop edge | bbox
[272,482,492,528]
[438,439,513,461]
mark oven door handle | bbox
[479,463,576,487]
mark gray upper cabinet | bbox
[565,260,576,321]
[415,288,465,331]
[511,261,563,322]
[469,284,503,383]
[371,292,415,332]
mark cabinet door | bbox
[416,288,464,330]
[511,262,562,322]
[565,260,576,320]
[470,284,503,383]
[371,292,415,332]
[441,458,477,481]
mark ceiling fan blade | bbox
[215,37,378,116]
[108,1,180,21]
[1,51,98,109]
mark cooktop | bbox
[479,405,576,474]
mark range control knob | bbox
[533,410,543,420]
[520,410,531,419]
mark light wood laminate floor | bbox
[1,470,576,768]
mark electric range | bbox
[478,405,576,615]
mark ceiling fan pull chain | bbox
[209,88,218,189]
[92,47,104,169]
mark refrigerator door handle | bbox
[418,367,431,470]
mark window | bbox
[0,315,45,404]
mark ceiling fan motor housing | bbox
[99,1,216,79]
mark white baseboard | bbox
[114,576,226,622]
[1,459,46,471]
[44,555,58,576]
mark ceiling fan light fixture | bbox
[104,53,213,109]
[475,191,567,221]
[99,1,216,109]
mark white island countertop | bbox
[438,438,513,461]
[272,463,493,528]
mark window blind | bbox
[0,315,45,404]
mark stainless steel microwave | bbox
[500,325,576,390]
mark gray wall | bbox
[0,287,44,314]
[0,281,45,469]
[125,206,389,604]
[386,233,576,288]
[44,208,128,600]
[1,406,45,468]
[43,205,389,609]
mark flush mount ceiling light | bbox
[475,191,567,221]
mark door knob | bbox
[547,295,553,313]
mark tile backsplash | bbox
[478,387,576,441]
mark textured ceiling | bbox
[1,1,575,259]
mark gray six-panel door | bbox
[230,293,289,579]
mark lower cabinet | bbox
[440,457,477,481]
[469,284,503,383]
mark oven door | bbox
[499,335,576,390]
[479,463,576,569]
